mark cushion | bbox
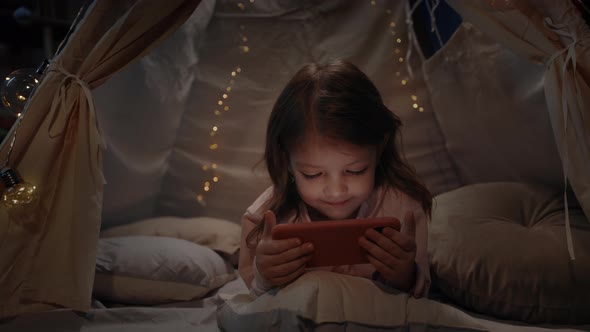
[219,271,494,331]
[429,182,590,324]
[100,216,241,257]
[94,236,236,305]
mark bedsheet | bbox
[1,275,589,332]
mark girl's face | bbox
[289,132,377,220]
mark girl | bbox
[238,59,432,298]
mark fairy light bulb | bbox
[1,167,40,229]
[1,60,48,115]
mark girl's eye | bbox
[301,172,322,179]
[346,167,368,175]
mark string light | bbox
[374,1,425,113]
[194,1,249,205]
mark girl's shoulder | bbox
[373,186,423,217]
[244,186,274,224]
[245,186,302,224]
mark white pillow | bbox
[94,236,236,305]
[100,216,241,257]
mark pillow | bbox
[219,271,496,331]
[94,236,236,305]
[429,182,590,324]
[100,216,241,257]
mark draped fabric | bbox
[446,0,590,258]
[0,0,201,318]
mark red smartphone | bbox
[271,217,401,267]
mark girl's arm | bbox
[360,208,431,297]
[238,210,315,296]
[238,214,258,288]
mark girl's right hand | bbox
[255,210,314,287]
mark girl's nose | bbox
[323,177,347,198]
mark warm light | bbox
[197,194,204,202]
[390,22,396,27]
[241,46,250,53]
[204,186,210,192]
[224,106,230,111]
[4,77,8,81]
[212,163,218,169]
[401,80,407,85]
[214,110,221,115]
[237,67,242,73]
[222,94,228,99]
[237,3,245,10]
[396,38,402,43]
[242,37,248,42]
[413,103,418,109]
[398,57,404,62]
[210,144,218,150]
[218,100,223,105]
[205,181,210,186]
[202,165,209,171]
[1,167,40,230]
[231,71,236,77]
[419,107,424,112]
[213,126,218,131]
[213,176,219,182]
[17,95,25,101]
[226,87,232,92]
[411,95,417,101]
[371,0,376,5]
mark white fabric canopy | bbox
[0,0,200,318]
[446,0,590,259]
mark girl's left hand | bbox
[359,211,417,291]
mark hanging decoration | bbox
[196,0,253,206]
[0,2,88,229]
[0,167,39,230]
[1,60,49,116]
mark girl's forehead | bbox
[290,132,375,162]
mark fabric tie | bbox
[46,60,106,186]
[544,14,590,260]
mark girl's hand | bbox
[359,211,417,291]
[255,211,315,287]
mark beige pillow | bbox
[94,236,236,305]
[100,216,241,256]
[429,182,590,324]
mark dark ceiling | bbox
[0,0,86,134]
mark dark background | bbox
[0,0,85,139]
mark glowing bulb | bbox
[1,167,40,231]
[0,60,47,115]
[213,176,219,182]
[1,69,40,114]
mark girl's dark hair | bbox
[247,59,432,248]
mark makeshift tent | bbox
[0,0,589,330]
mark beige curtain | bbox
[0,0,201,318]
[446,0,590,259]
